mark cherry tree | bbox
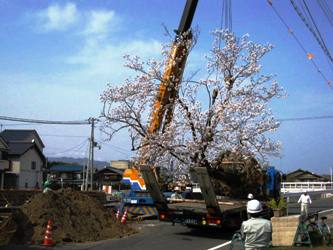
[100,30,284,185]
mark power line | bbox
[99,142,130,157]
[267,0,332,87]
[45,138,88,155]
[0,123,47,126]
[99,141,129,153]
[40,134,88,138]
[278,115,333,122]
[317,0,333,27]
[290,0,333,68]
[0,115,90,125]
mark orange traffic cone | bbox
[116,208,122,221]
[121,208,128,224]
[42,219,55,246]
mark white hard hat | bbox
[247,199,263,214]
[174,186,181,191]
[247,193,254,199]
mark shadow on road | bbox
[1,245,51,250]
[175,227,235,240]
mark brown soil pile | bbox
[13,189,135,244]
[0,215,17,245]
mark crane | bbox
[121,0,199,217]
[146,0,198,135]
[123,0,198,191]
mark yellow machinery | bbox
[133,0,199,183]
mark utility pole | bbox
[90,118,95,191]
[84,117,99,191]
[81,162,85,191]
[85,140,91,191]
[331,167,332,189]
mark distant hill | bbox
[47,157,109,169]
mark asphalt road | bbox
[2,221,235,250]
[3,197,333,250]
[287,197,333,215]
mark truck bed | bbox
[167,198,247,214]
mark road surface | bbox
[3,197,333,250]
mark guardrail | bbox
[281,181,333,197]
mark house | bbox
[47,164,84,189]
[286,168,328,182]
[96,166,124,191]
[0,137,9,189]
[0,129,46,189]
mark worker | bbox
[298,191,312,218]
[318,216,331,244]
[241,199,272,250]
[246,193,254,219]
[43,179,53,193]
[170,186,183,200]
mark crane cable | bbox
[222,0,232,31]
[267,0,332,88]
[213,0,233,100]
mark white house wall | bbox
[11,160,20,174]
[18,148,43,189]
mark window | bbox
[31,161,36,170]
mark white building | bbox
[110,160,131,170]
[0,130,46,189]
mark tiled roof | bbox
[0,129,44,148]
[7,142,34,155]
[96,167,124,175]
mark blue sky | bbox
[0,0,332,174]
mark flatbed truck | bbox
[141,166,276,229]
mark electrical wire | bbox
[99,141,129,153]
[99,142,130,157]
[0,115,90,125]
[290,0,333,66]
[278,114,333,122]
[45,138,88,155]
[317,0,333,27]
[40,134,88,138]
[0,123,47,126]
[267,0,332,87]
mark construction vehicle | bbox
[122,168,146,191]
[120,169,157,219]
[118,0,199,221]
[142,165,282,228]
[134,0,282,228]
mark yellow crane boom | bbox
[136,0,198,185]
[148,0,198,135]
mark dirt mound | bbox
[0,215,17,245]
[14,189,135,244]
